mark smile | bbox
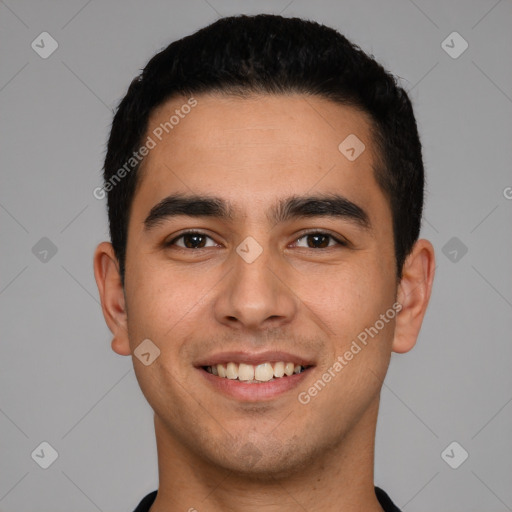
[196,351,315,401]
[203,361,309,383]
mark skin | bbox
[94,94,435,512]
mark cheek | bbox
[124,256,222,350]
[124,265,209,413]
[293,260,394,340]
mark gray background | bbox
[1,0,511,511]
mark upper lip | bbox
[195,350,316,367]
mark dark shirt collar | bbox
[132,487,402,512]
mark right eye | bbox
[166,231,219,249]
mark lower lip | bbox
[198,367,313,402]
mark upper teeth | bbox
[205,362,305,382]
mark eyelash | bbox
[166,230,348,249]
[293,232,348,249]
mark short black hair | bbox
[103,14,424,283]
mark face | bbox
[116,94,401,476]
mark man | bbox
[94,14,435,512]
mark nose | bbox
[213,245,298,332]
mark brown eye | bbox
[182,233,206,248]
[306,234,329,248]
[168,232,217,249]
[294,232,346,249]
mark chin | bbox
[205,436,321,481]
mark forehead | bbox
[133,93,389,224]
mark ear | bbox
[93,242,131,356]
[393,239,435,354]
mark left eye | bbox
[168,232,218,249]
[293,233,345,249]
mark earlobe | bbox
[93,242,131,356]
[392,239,435,354]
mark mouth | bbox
[195,351,315,401]
[202,361,310,383]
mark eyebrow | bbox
[143,193,372,232]
[268,194,371,231]
[144,194,233,230]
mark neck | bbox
[150,398,384,512]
